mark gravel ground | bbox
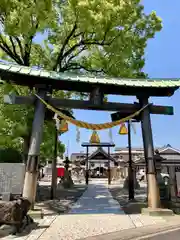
[108,185,148,214]
[108,184,174,214]
[0,183,87,239]
[36,183,87,213]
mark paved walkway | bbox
[0,183,171,240]
[68,184,125,214]
[36,184,166,240]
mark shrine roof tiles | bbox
[0,63,180,96]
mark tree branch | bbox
[73,31,84,38]
[60,39,110,69]
[0,36,23,64]
[24,38,32,66]
[15,37,24,61]
[53,22,77,71]
[60,28,115,68]
[62,62,106,74]
[9,36,24,64]
[9,37,17,56]
[0,43,21,64]
[23,22,39,66]
[63,45,87,69]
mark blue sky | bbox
[58,1,180,155]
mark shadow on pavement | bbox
[36,183,127,215]
[0,221,48,239]
[36,184,87,214]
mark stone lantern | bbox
[154,149,169,201]
[64,156,71,171]
[61,156,74,188]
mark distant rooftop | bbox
[115,144,177,152]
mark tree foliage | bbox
[0,147,23,163]
[0,0,162,75]
[0,83,66,161]
[0,0,162,160]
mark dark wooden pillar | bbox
[140,106,148,195]
[51,127,58,199]
[108,147,111,185]
[85,146,89,185]
[23,88,46,207]
[127,120,134,200]
[139,97,160,209]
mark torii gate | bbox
[0,63,180,214]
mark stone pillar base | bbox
[171,200,180,214]
[141,207,174,216]
[28,209,44,219]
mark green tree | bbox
[0,0,162,74]
[0,147,23,163]
[40,121,66,165]
[0,0,162,159]
[0,84,66,163]
[0,84,32,152]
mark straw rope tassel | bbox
[109,128,113,142]
[59,119,68,133]
[76,126,80,143]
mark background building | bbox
[70,144,180,178]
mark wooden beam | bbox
[4,94,174,115]
[89,87,104,105]
[111,112,141,122]
[4,94,35,105]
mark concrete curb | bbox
[141,207,174,216]
[80,222,180,240]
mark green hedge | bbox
[0,148,23,163]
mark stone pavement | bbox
[0,182,178,240]
[68,184,125,214]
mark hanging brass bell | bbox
[119,123,128,135]
[90,130,100,143]
[59,119,68,133]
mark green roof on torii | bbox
[0,63,180,96]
